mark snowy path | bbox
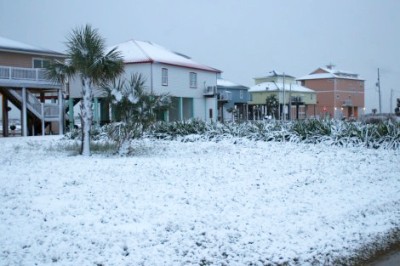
[0,137,399,265]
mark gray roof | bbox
[0,36,64,57]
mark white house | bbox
[69,40,221,124]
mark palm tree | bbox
[266,94,279,119]
[47,24,124,156]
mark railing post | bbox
[22,87,28,137]
[2,94,9,137]
[41,103,45,136]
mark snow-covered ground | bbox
[0,136,399,265]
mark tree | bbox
[47,24,124,156]
[265,94,279,119]
[104,73,171,155]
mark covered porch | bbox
[0,65,64,137]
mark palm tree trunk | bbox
[81,78,93,156]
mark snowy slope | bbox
[0,136,399,265]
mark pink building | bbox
[298,65,365,119]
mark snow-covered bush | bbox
[149,119,400,149]
[102,73,171,155]
[63,118,400,152]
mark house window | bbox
[240,90,244,99]
[162,68,168,86]
[33,58,50,68]
[189,72,197,88]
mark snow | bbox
[249,81,315,93]
[0,36,63,56]
[109,40,220,73]
[320,67,358,77]
[0,136,399,265]
[297,67,363,81]
[254,71,295,80]
[217,78,247,88]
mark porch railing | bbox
[204,86,217,96]
[0,65,54,83]
[44,104,60,119]
[7,89,60,120]
[218,91,232,101]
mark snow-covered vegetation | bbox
[66,119,400,155]
[1,120,399,265]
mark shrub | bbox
[64,119,400,151]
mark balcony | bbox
[0,65,61,89]
[203,86,217,97]
[218,90,232,102]
[290,96,304,104]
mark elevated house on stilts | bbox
[0,36,65,137]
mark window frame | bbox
[32,58,50,68]
[161,68,168,86]
[189,72,197,88]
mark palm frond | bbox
[45,59,75,84]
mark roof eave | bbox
[297,76,364,81]
[125,60,221,73]
[0,47,65,57]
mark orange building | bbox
[297,65,365,119]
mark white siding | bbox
[67,61,219,122]
[120,63,153,89]
[126,62,218,121]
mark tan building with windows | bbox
[0,36,65,137]
[249,71,317,120]
[297,65,365,119]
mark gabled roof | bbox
[217,78,248,89]
[249,82,315,93]
[297,66,363,81]
[0,36,64,57]
[254,70,295,80]
[109,40,221,73]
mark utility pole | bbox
[377,68,382,114]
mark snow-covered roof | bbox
[217,78,248,89]
[320,67,358,76]
[297,67,363,81]
[0,36,64,56]
[109,40,221,73]
[249,81,315,93]
[253,70,295,80]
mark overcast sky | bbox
[1,0,399,112]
